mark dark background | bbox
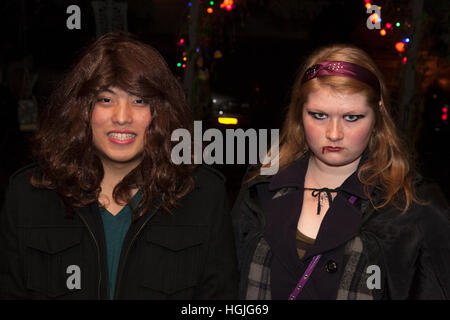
[1,0,449,207]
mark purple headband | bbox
[301,61,381,95]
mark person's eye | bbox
[344,115,365,122]
[308,111,327,120]
[97,97,111,103]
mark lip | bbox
[107,130,137,134]
[107,130,137,145]
[324,146,343,152]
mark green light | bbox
[177,62,182,67]
[395,22,400,27]
[210,1,214,5]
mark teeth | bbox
[108,133,136,140]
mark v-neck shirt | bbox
[99,190,142,299]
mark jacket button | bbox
[325,260,338,273]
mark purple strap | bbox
[288,195,358,300]
[288,254,322,300]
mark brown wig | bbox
[31,32,196,219]
[252,44,423,214]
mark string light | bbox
[403,37,411,43]
[385,22,392,29]
[395,42,405,52]
[380,29,386,36]
[395,22,400,27]
[207,7,214,13]
[402,57,407,64]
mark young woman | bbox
[232,44,450,300]
[0,33,238,299]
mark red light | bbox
[395,42,405,52]
[182,64,186,68]
[207,7,213,13]
[443,114,448,121]
[220,0,234,11]
[442,107,448,113]
[402,57,407,64]
[178,38,185,46]
[386,22,392,29]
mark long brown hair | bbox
[254,44,422,214]
[31,32,195,219]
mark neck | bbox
[306,155,361,189]
[100,158,141,194]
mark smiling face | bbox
[91,86,152,169]
[302,86,375,168]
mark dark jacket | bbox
[231,159,450,300]
[0,164,238,299]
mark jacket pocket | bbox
[141,225,206,297]
[24,227,84,298]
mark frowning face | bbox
[302,86,375,168]
[91,86,152,168]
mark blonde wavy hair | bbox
[252,44,422,214]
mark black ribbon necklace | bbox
[303,187,340,215]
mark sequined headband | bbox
[301,61,381,95]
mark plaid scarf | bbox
[246,236,374,300]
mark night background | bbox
[0,0,449,207]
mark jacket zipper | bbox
[78,213,102,299]
[113,202,162,299]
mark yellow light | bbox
[207,7,214,13]
[218,117,238,125]
[380,29,386,36]
[183,57,187,61]
[365,3,371,9]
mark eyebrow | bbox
[305,106,367,114]
[98,88,117,95]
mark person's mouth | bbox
[322,146,343,154]
[107,130,137,144]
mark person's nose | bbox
[111,99,133,125]
[326,118,344,142]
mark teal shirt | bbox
[99,191,141,300]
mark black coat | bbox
[0,164,238,299]
[232,164,450,300]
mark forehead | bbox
[304,86,371,113]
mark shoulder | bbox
[8,163,39,189]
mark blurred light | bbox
[218,117,238,125]
[380,29,386,36]
[196,47,200,53]
[402,57,407,64]
[220,0,234,11]
[182,64,186,68]
[403,37,411,43]
[178,38,185,46]
[442,105,448,121]
[210,1,214,5]
[218,110,223,115]
[188,2,192,6]
[385,22,392,29]
[182,51,187,56]
[395,22,401,27]
[183,57,187,61]
[364,0,371,3]
[177,62,182,67]
[395,42,405,52]
[365,3,371,9]
[370,13,381,24]
[207,7,213,13]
